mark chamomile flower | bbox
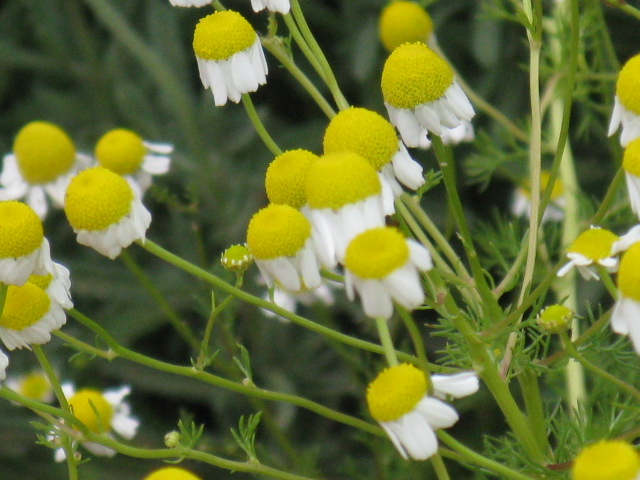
[609,53,640,147]
[0,201,54,286]
[95,129,172,197]
[323,107,424,214]
[168,0,211,7]
[193,11,268,106]
[0,121,91,219]
[366,363,478,461]
[512,171,565,222]
[0,280,66,351]
[265,149,318,209]
[378,1,435,52]
[557,227,619,281]
[28,262,73,310]
[6,370,53,403]
[246,204,326,292]
[344,227,431,319]
[621,138,640,218]
[611,243,640,354]
[572,440,640,480]
[144,467,203,480]
[251,0,290,14]
[304,152,386,265]
[53,384,139,461]
[381,42,474,148]
[64,166,151,259]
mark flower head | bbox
[6,370,53,402]
[537,305,573,334]
[0,121,91,219]
[64,166,151,259]
[193,11,268,106]
[221,244,253,273]
[572,440,640,480]
[95,128,172,196]
[366,363,478,460]
[143,467,203,480]
[557,227,619,280]
[611,243,640,354]
[512,170,565,222]
[251,0,290,14]
[378,1,434,52]
[265,149,318,209]
[609,53,640,146]
[344,227,431,319]
[381,42,474,148]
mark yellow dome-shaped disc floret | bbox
[617,54,640,116]
[246,204,311,260]
[367,363,427,422]
[572,440,640,480]
[265,149,318,208]
[27,273,53,290]
[64,167,134,231]
[95,129,146,175]
[379,1,434,52]
[306,152,381,210]
[382,42,453,110]
[323,107,398,170]
[0,201,44,259]
[345,227,409,279]
[17,371,51,401]
[12,121,75,184]
[0,282,50,331]
[143,467,203,480]
[618,243,640,302]
[567,228,618,262]
[193,11,256,61]
[68,389,114,433]
[623,138,640,176]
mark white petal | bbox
[408,240,433,271]
[358,279,394,319]
[0,348,8,380]
[609,97,623,137]
[27,186,48,219]
[231,50,259,94]
[613,224,640,254]
[611,298,635,335]
[414,396,459,430]
[383,265,425,311]
[141,154,171,175]
[391,144,424,190]
[431,371,479,398]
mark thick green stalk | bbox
[517,370,550,454]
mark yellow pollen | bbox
[0,201,43,259]
[265,149,318,209]
[95,129,146,175]
[323,107,398,170]
[193,11,256,61]
[28,273,53,290]
[367,363,427,422]
[537,305,572,333]
[381,42,454,110]
[0,282,50,331]
[623,138,640,177]
[345,227,409,279]
[17,372,51,401]
[378,1,434,52]
[572,440,640,480]
[12,121,75,184]
[306,152,381,209]
[246,204,311,260]
[68,389,114,433]
[618,243,640,302]
[566,228,618,262]
[616,54,640,115]
[64,167,133,231]
[143,467,203,480]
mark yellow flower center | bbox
[64,167,133,231]
[0,282,50,331]
[68,389,114,433]
[538,305,572,333]
[95,129,146,175]
[616,53,640,115]
[566,228,618,261]
[28,273,53,290]
[572,440,640,480]
[0,201,44,259]
[193,11,256,61]
[618,243,640,301]
[12,121,75,184]
[246,204,311,260]
[623,138,640,177]
[366,363,427,422]
[381,42,454,110]
[17,372,51,401]
[344,227,409,279]
[265,149,318,209]
[143,467,203,480]
[305,152,381,209]
[323,107,398,170]
[378,1,434,52]
[221,244,253,272]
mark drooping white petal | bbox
[431,371,479,399]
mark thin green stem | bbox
[590,167,625,225]
[517,370,550,455]
[374,317,398,366]
[282,12,328,83]
[597,266,619,299]
[241,94,282,156]
[604,0,640,21]
[0,283,7,318]
[431,453,451,480]
[53,330,117,360]
[398,307,429,374]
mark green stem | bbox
[241,94,282,156]
[517,370,549,455]
[604,0,640,21]
[597,266,619,299]
[590,168,625,225]
[397,307,429,374]
[53,330,117,360]
[282,12,328,83]
[0,283,7,318]
[374,317,398,366]
[431,453,451,480]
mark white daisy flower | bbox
[366,363,478,461]
[95,128,172,197]
[343,227,431,319]
[251,0,290,14]
[168,0,210,7]
[303,152,387,266]
[6,370,54,403]
[608,53,640,147]
[378,1,436,53]
[557,227,619,281]
[611,242,640,354]
[193,11,268,106]
[246,204,327,292]
[572,440,640,480]
[143,467,203,480]
[265,149,319,210]
[381,42,475,149]
[511,171,565,223]
[64,166,151,259]
[53,384,139,461]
